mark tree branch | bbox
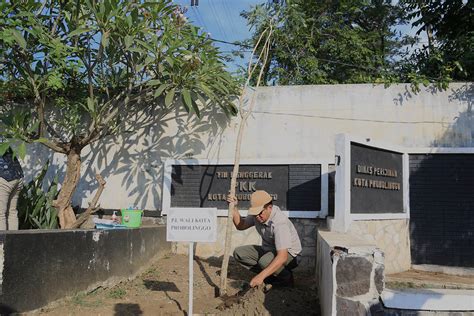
[37,138,68,154]
[50,3,62,36]
[70,173,106,229]
[87,34,94,99]
[35,1,47,17]
[89,31,106,78]
[13,48,47,137]
[80,87,154,146]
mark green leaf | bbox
[32,195,46,217]
[191,96,201,118]
[0,143,10,156]
[31,217,42,229]
[137,40,153,51]
[124,35,133,48]
[453,61,463,72]
[144,55,155,66]
[165,88,175,107]
[165,56,175,67]
[146,80,161,86]
[68,28,92,37]
[154,83,169,97]
[199,83,213,96]
[182,88,192,111]
[17,142,27,159]
[87,97,95,112]
[128,47,144,54]
[11,29,26,49]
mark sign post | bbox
[166,208,217,316]
[189,241,193,314]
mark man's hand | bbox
[226,194,238,206]
[249,250,288,287]
[229,194,250,230]
[250,274,265,287]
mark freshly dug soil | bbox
[32,254,320,315]
[218,283,319,316]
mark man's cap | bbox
[248,190,272,215]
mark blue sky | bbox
[173,0,262,72]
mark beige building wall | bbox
[22,83,473,212]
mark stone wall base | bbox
[317,230,384,316]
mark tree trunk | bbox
[54,145,82,229]
[219,26,274,296]
[417,0,434,53]
[70,173,106,229]
[219,122,246,296]
[426,25,434,52]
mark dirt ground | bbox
[30,254,320,315]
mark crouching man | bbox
[228,190,302,287]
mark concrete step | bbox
[381,288,474,313]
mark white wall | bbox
[22,83,473,211]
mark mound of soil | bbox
[34,253,320,315]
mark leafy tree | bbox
[241,0,412,85]
[0,0,238,228]
[242,0,472,89]
[399,0,473,87]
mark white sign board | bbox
[166,208,217,242]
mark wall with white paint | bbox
[22,83,473,212]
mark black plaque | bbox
[350,143,403,213]
[409,154,474,267]
[171,164,321,211]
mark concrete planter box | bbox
[0,226,170,313]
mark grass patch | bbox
[144,266,159,278]
[146,266,157,274]
[108,287,127,299]
[71,291,103,307]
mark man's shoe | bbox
[263,275,277,284]
[271,271,294,288]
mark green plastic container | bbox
[120,209,143,228]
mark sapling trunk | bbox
[219,25,274,296]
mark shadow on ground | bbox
[114,303,143,316]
